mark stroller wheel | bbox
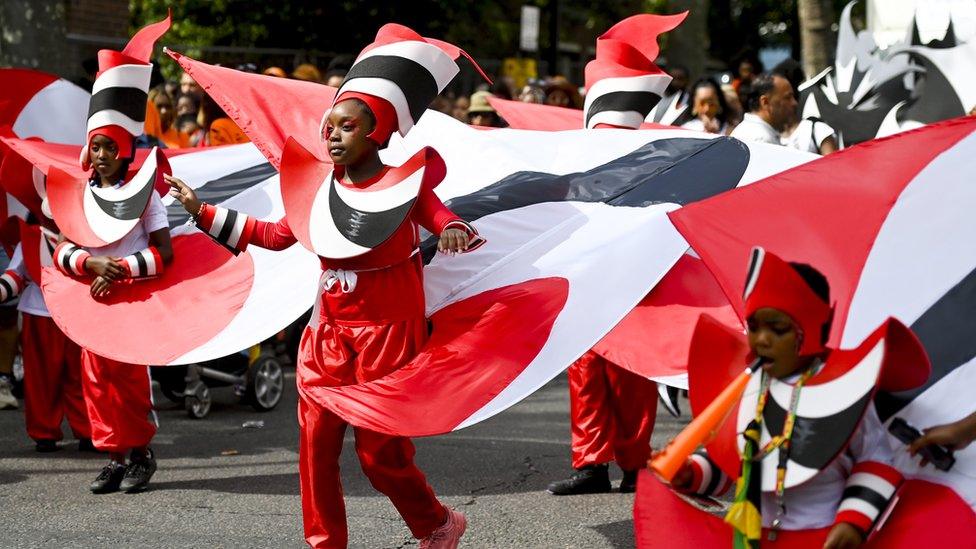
[246,354,284,411]
[185,382,212,419]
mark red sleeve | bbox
[197,203,296,252]
[411,186,461,235]
[248,217,298,251]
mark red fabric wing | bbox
[41,233,254,365]
[591,254,742,380]
[304,277,569,436]
[0,69,58,128]
[866,479,976,547]
[634,470,732,549]
[0,141,43,218]
[669,118,976,347]
[167,50,335,168]
[487,96,674,131]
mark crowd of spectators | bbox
[117,48,835,155]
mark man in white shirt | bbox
[730,73,797,145]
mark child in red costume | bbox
[54,133,173,494]
[167,41,484,545]
[666,248,911,548]
[0,222,92,453]
[49,13,174,493]
[548,13,684,496]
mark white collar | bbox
[743,113,780,137]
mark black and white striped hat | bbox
[81,13,171,169]
[330,23,489,138]
[583,13,686,130]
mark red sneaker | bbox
[419,507,467,549]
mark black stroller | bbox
[152,313,307,418]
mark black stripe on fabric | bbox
[877,266,976,421]
[419,137,750,264]
[134,252,147,277]
[217,209,238,244]
[90,170,156,221]
[328,181,417,249]
[167,162,276,228]
[841,485,889,513]
[764,391,873,470]
[342,55,440,125]
[0,278,12,299]
[585,90,662,127]
[87,87,148,123]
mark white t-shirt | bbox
[7,244,48,317]
[730,113,782,145]
[84,186,169,257]
[783,119,836,154]
[759,403,895,530]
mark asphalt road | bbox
[0,369,689,548]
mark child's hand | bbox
[90,276,112,298]
[909,414,976,463]
[165,174,202,215]
[437,228,470,254]
[85,256,125,280]
[670,459,695,491]
[823,522,864,549]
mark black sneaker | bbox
[90,462,126,494]
[120,449,157,493]
[547,464,612,495]
[77,438,99,453]
[35,439,59,453]
[619,469,638,493]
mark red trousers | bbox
[297,317,446,548]
[569,350,657,471]
[21,314,90,441]
[80,350,155,453]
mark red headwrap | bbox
[86,126,134,166]
[743,247,832,357]
[330,92,398,146]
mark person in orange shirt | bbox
[200,94,250,146]
[146,86,189,148]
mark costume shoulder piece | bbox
[48,146,168,247]
[689,314,929,490]
[281,141,445,259]
[583,13,686,129]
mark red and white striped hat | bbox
[325,23,489,144]
[81,12,171,169]
[583,13,687,130]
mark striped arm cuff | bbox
[443,219,486,253]
[835,461,903,534]
[54,242,91,276]
[686,451,734,497]
[0,270,24,302]
[121,247,164,279]
[197,203,256,255]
